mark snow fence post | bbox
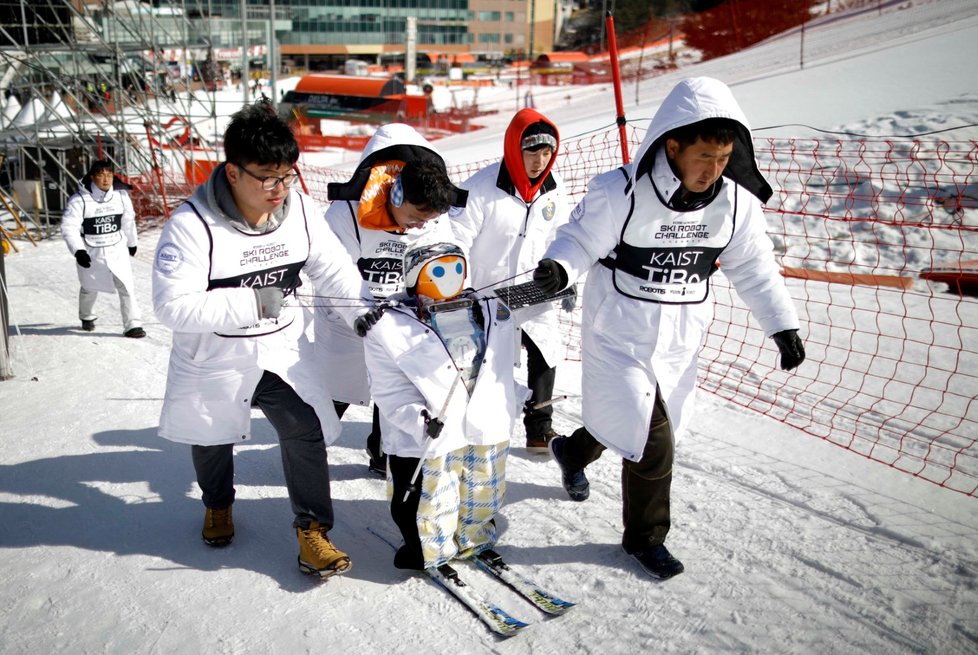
[605,11,630,165]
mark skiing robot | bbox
[361,242,527,570]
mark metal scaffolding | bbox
[0,0,233,236]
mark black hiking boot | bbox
[548,436,589,502]
[366,449,387,477]
[624,543,684,580]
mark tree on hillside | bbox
[556,0,688,52]
[680,0,813,60]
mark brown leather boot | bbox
[297,522,352,578]
[202,506,234,547]
[526,429,562,453]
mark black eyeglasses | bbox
[236,164,299,191]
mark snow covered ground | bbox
[2,1,977,653]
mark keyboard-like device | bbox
[493,280,576,310]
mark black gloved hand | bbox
[461,289,485,329]
[771,329,806,371]
[560,290,577,312]
[255,286,285,319]
[129,246,137,257]
[533,259,568,295]
[421,408,444,439]
[354,304,387,337]
[74,250,92,268]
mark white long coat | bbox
[543,77,800,460]
[363,299,528,459]
[61,182,138,295]
[317,123,455,405]
[318,200,453,405]
[153,186,371,447]
[452,162,570,367]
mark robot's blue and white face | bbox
[415,255,466,301]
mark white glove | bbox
[255,287,285,319]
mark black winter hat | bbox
[521,121,557,151]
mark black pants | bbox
[191,370,334,530]
[522,331,557,439]
[387,454,425,570]
[561,389,674,552]
[333,401,383,460]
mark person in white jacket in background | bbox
[359,242,526,571]
[152,102,377,579]
[60,159,145,338]
[533,77,807,580]
[318,123,463,475]
[452,108,571,452]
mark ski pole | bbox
[528,394,571,411]
[403,370,464,502]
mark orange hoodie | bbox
[502,108,560,203]
[356,161,405,232]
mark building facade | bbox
[200,0,557,68]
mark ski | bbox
[426,563,530,638]
[472,549,576,615]
[367,527,530,638]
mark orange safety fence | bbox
[128,126,978,497]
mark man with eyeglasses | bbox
[316,123,466,477]
[60,159,145,338]
[152,103,377,579]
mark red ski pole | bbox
[606,11,630,165]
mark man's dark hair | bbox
[224,103,299,168]
[399,159,454,214]
[666,117,739,149]
[87,159,114,177]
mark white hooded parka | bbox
[543,77,800,461]
[363,298,527,459]
[317,123,456,406]
[153,170,371,446]
[452,158,570,367]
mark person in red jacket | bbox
[452,108,572,452]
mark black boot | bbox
[548,436,590,501]
[624,543,684,580]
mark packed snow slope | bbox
[2,1,977,653]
